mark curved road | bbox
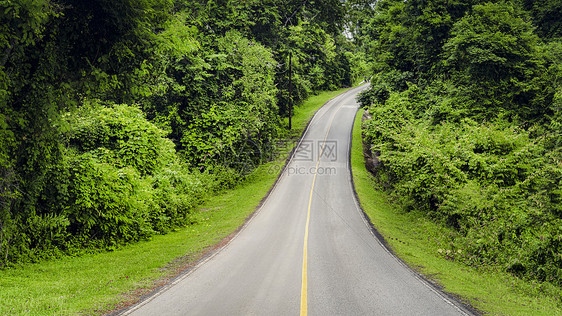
[122,86,474,315]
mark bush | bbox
[0,101,209,266]
[64,153,152,246]
[364,91,562,285]
[442,2,551,121]
[66,101,175,176]
[63,101,206,238]
[151,162,205,231]
[359,0,562,289]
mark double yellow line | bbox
[300,106,342,316]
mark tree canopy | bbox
[359,0,562,287]
[0,0,361,266]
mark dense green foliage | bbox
[0,0,362,266]
[360,0,562,287]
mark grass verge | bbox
[351,108,562,315]
[0,88,350,316]
[285,88,350,136]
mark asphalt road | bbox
[122,85,474,316]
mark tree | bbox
[443,2,549,120]
[521,0,562,39]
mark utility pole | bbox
[288,51,293,130]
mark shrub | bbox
[66,101,175,176]
[64,153,153,247]
[0,101,209,266]
[365,91,562,285]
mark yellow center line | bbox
[300,105,343,316]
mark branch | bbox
[283,0,308,27]
[0,38,18,69]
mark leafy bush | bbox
[0,101,210,266]
[177,31,282,174]
[66,101,175,176]
[364,90,562,284]
[64,154,152,247]
[442,2,551,121]
[359,0,562,288]
[62,101,206,238]
[151,162,205,231]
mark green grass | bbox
[0,88,350,316]
[351,108,562,315]
[285,88,350,136]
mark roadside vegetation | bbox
[3,0,562,314]
[356,0,562,310]
[0,0,365,267]
[352,108,562,315]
